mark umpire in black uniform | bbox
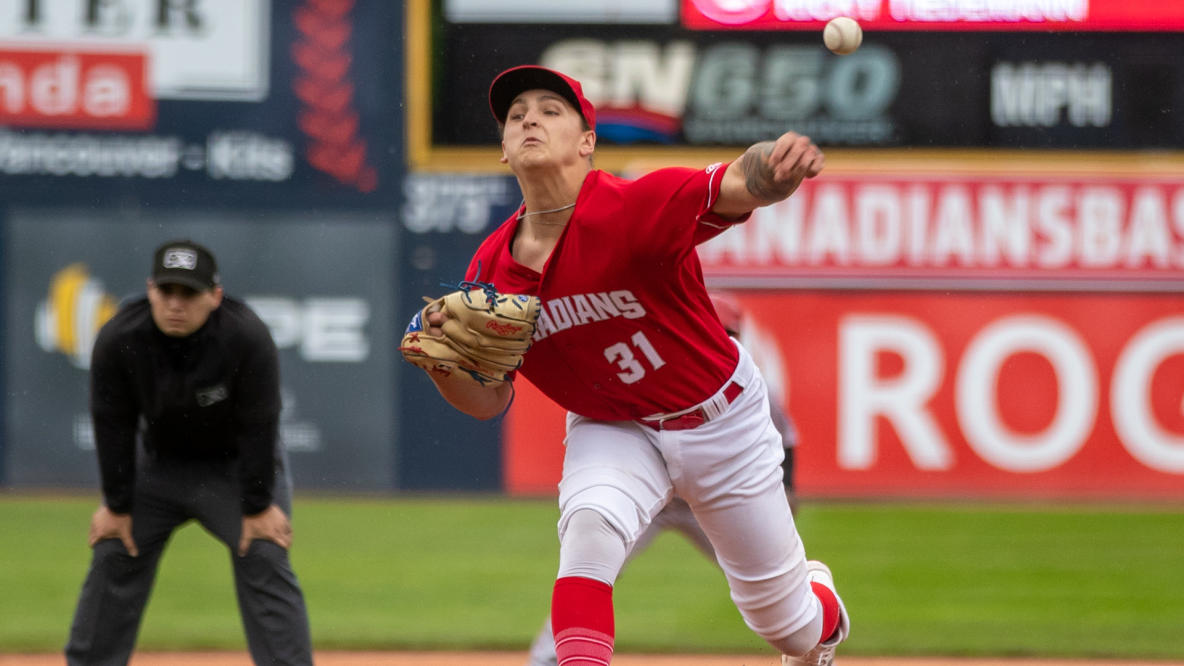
[65,240,314,665]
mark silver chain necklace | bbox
[517,202,575,220]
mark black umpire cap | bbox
[151,240,220,291]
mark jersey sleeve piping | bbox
[698,161,752,230]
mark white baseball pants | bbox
[556,343,823,652]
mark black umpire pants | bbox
[64,448,314,666]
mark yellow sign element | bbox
[35,263,118,369]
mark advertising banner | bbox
[445,0,677,24]
[0,0,269,102]
[0,0,402,202]
[504,291,1184,499]
[3,211,398,491]
[500,167,1184,499]
[395,172,525,490]
[426,17,1184,153]
[699,173,1184,291]
[682,0,1184,31]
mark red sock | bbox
[811,580,841,643]
[551,576,614,666]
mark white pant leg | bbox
[652,497,717,563]
[536,420,674,666]
[557,414,673,564]
[554,344,821,652]
[659,347,821,650]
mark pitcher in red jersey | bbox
[409,65,849,666]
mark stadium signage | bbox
[534,37,901,146]
[0,0,270,101]
[5,212,398,489]
[35,265,373,369]
[501,293,1184,498]
[430,21,1183,151]
[0,48,153,129]
[0,128,295,181]
[799,293,1184,497]
[700,174,1184,289]
[444,0,676,23]
[499,166,1184,499]
[402,174,518,234]
[247,297,371,363]
[683,0,1184,31]
[835,311,1184,476]
[991,62,1112,130]
[0,1,400,198]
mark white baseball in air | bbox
[823,16,862,55]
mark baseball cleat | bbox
[782,560,850,666]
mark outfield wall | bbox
[501,160,1184,500]
[414,0,1184,499]
[1,2,1182,498]
[0,1,423,492]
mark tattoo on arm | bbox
[741,141,796,203]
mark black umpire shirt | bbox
[90,295,281,516]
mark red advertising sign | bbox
[683,0,1184,31]
[503,291,1184,499]
[765,291,1184,498]
[503,167,1184,499]
[0,48,154,130]
[699,174,1184,290]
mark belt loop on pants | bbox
[639,380,744,432]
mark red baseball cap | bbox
[489,65,596,130]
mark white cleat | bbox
[782,560,850,666]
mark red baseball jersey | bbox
[466,164,746,421]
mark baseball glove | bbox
[400,280,542,385]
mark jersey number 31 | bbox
[603,331,666,384]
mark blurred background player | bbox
[64,240,314,666]
[526,291,801,666]
[708,291,800,515]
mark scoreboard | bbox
[418,0,1184,161]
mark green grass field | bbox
[2,494,1181,659]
